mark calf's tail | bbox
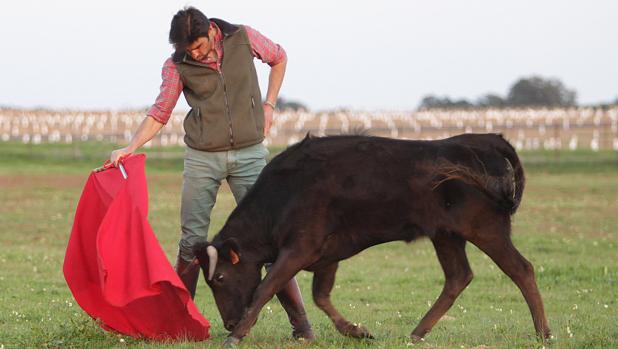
[500,136,525,214]
[433,135,525,215]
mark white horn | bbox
[206,245,218,281]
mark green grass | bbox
[0,142,617,348]
[1,140,616,175]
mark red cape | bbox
[63,154,210,340]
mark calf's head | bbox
[193,239,261,331]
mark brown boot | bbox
[175,255,200,299]
[276,277,315,341]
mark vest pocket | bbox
[183,108,204,147]
[251,96,263,136]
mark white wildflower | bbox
[567,325,573,338]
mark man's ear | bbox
[221,238,241,265]
[207,25,216,41]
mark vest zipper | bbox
[197,107,203,137]
[251,96,258,134]
[218,70,234,146]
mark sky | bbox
[1,0,617,111]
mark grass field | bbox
[0,141,617,349]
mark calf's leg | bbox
[275,277,315,340]
[265,263,314,340]
[411,233,473,341]
[470,230,551,341]
[225,250,308,345]
[312,262,374,339]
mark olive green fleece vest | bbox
[175,22,265,151]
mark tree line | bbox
[279,75,616,112]
[419,75,617,110]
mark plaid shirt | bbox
[148,23,286,124]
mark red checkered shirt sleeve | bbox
[147,57,183,125]
[244,25,287,66]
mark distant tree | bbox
[418,95,473,110]
[418,95,446,109]
[418,95,443,109]
[507,76,577,107]
[276,97,308,111]
[476,94,506,108]
[450,99,474,109]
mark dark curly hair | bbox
[169,7,210,62]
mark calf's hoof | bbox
[410,334,424,343]
[336,321,374,339]
[291,316,315,341]
[222,336,240,348]
[292,327,316,342]
[540,328,553,343]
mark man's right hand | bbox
[108,116,165,167]
[110,147,132,167]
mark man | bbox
[109,7,314,340]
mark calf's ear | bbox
[222,238,241,265]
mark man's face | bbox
[186,35,212,61]
[187,28,215,61]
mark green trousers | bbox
[179,143,268,262]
